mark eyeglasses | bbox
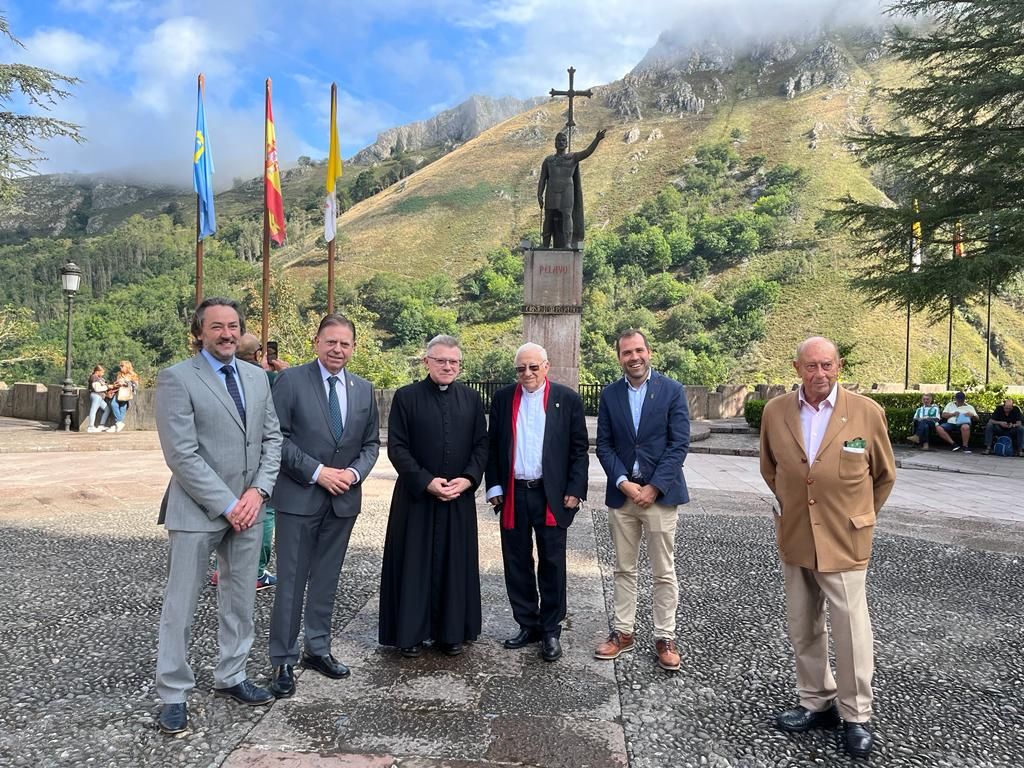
[515,364,543,374]
[801,362,835,373]
[426,356,461,367]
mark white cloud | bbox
[20,28,116,76]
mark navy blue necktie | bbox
[220,365,246,425]
[327,375,344,441]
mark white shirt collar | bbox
[624,370,652,392]
[316,359,345,383]
[798,382,838,410]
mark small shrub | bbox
[745,399,766,429]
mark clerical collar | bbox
[438,384,449,391]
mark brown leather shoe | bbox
[655,638,680,671]
[594,630,634,659]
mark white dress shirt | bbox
[486,385,546,500]
[798,383,838,465]
[312,363,360,484]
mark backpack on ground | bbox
[993,436,1014,457]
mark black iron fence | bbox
[463,381,608,416]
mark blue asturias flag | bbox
[193,79,216,240]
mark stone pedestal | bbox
[522,246,582,390]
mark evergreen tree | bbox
[0,16,83,200]
[836,0,1024,316]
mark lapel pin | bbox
[841,417,848,423]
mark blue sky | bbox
[2,0,886,189]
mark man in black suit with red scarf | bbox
[486,342,590,661]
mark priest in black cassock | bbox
[378,334,488,658]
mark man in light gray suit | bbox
[154,297,282,734]
[267,313,380,698]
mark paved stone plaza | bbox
[0,418,1021,767]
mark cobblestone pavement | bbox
[1,425,1022,767]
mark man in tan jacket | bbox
[759,337,896,758]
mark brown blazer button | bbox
[808,499,816,505]
[800,458,807,463]
[806,478,814,485]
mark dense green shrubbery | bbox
[744,399,766,429]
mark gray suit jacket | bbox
[271,361,380,517]
[156,354,282,531]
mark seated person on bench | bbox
[907,394,941,450]
[936,391,978,453]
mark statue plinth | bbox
[522,246,582,390]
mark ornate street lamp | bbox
[59,261,82,431]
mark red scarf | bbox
[502,380,556,530]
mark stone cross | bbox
[549,67,593,152]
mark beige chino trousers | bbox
[783,563,874,722]
[608,499,679,639]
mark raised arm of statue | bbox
[574,129,607,162]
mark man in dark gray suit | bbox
[154,297,282,735]
[267,314,380,698]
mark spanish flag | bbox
[324,83,342,243]
[265,79,286,245]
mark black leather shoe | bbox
[214,679,273,706]
[775,704,840,733]
[844,722,874,757]
[440,642,464,656]
[400,643,424,658]
[503,627,542,649]
[541,636,562,662]
[301,651,350,679]
[269,664,295,698]
[158,702,188,734]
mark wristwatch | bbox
[256,488,270,501]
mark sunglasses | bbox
[515,364,543,374]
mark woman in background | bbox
[107,360,140,433]
[86,364,110,432]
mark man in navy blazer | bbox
[594,329,690,671]
[485,343,590,662]
[266,314,380,698]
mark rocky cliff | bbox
[350,94,545,164]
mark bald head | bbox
[795,336,838,362]
[237,333,262,363]
[794,336,842,407]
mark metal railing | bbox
[463,381,608,416]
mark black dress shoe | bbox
[400,643,424,658]
[439,642,464,656]
[503,627,542,649]
[541,636,562,662]
[214,679,273,706]
[844,721,874,757]
[158,702,188,734]
[301,651,350,679]
[269,664,295,698]
[775,704,840,733]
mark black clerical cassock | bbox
[378,376,488,649]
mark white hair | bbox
[515,342,548,362]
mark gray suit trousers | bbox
[155,524,261,703]
[269,502,357,665]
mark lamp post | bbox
[59,261,82,431]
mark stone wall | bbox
[4,380,1022,430]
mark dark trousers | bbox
[269,503,356,665]
[500,485,567,638]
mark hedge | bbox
[742,400,990,444]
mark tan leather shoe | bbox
[594,630,634,659]
[655,638,680,671]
